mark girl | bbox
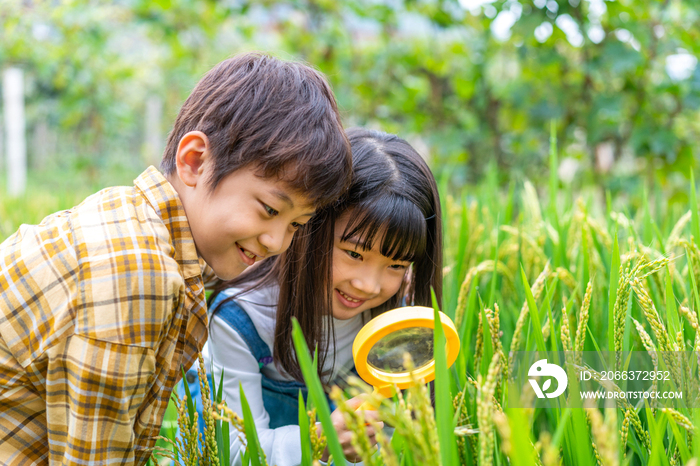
[202,127,442,465]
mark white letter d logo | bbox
[528,359,568,398]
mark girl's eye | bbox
[346,250,362,260]
[390,264,408,270]
[264,204,279,217]
[291,221,304,230]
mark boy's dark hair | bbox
[161,52,352,208]
[210,128,443,383]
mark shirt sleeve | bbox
[208,312,304,466]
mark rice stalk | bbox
[575,281,593,365]
[554,267,578,291]
[307,408,327,461]
[492,411,511,457]
[666,211,692,250]
[196,354,220,466]
[631,277,683,386]
[509,263,551,374]
[536,431,560,466]
[575,366,651,453]
[660,408,695,432]
[373,418,398,466]
[632,318,659,400]
[560,305,573,356]
[586,406,619,466]
[477,353,501,466]
[620,409,630,456]
[329,385,381,466]
[500,225,549,269]
[454,259,514,326]
[613,263,632,369]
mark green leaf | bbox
[665,267,681,338]
[691,170,700,251]
[504,408,537,466]
[608,230,620,355]
[666,413,691,463]
[432,291,460,466]
[291,319,346,464]
[488,213,501,308]
[239,384,266,466]
[479,305,494,377]
[298,391,312,466]
[180,366,196,425]
[520,265,547,354]
[687,248,700,321]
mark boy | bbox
[0,52,352,465]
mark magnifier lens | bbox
[367,327,434,373]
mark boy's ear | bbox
[175,131,210,187]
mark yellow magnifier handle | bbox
[356,388,380,411]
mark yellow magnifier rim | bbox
[352,306,461,395]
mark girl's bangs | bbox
[341,195,427,262]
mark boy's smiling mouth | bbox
[237,243,263,266]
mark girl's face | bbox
[331,212,412,320]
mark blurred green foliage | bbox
[1,0,699,191]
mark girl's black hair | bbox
[208,127,443,383]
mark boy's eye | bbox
[264,204,279,217]
[346,250,362,260]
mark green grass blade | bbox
[687,247,700,318]
[666,414,691,463]
[548,119,558,220]
[298,391,312,466]
[504,408,537,466]
[608,230,620,354]
[694,409,700,459]
[432,291,459,466]
[479,305,494,377]
[645,402,671,466]
[691,170,700,251]
[541,281,558,354]
[450,201,470,314]
[665,267,681,337]
[180,366,196,424]
[239,384,265,466]
[291,319,346,464]
[211,365,229,466]
[488,213,501,307]
[222,416,230,466]
[520,265,547,353]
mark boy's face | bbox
[181,163,315,280]
[331,212,412,320]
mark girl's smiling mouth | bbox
[336,289,367,308]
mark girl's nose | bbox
[350,273,381,297]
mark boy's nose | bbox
[258,228,290,256]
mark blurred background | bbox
[1,0,699,238]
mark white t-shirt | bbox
[205,284,369,466]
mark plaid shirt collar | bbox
[134,166,204,281]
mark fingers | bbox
[344,395,366,410]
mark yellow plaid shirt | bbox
[0,166,214,465]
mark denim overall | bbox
[180,295,316,438]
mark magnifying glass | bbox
[352,306,461,410]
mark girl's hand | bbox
[318,395,384,463]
